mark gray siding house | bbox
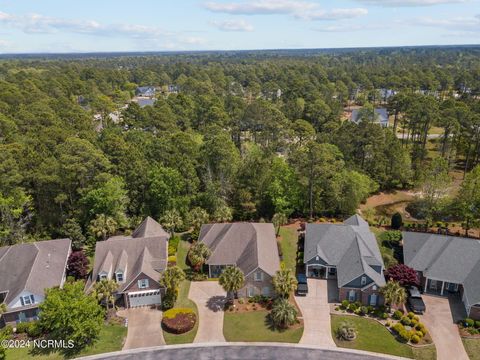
[85,217,169,308]
[350,108,389,127]
[304,215,386,306]
[199,223,281,298]
[403,232,480,319]
[0,239,71,327]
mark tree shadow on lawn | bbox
[206,295,227,312]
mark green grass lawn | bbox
[463,338,480,360]
[223,310,303,343]
[278,226,298,272]
[5,324,126,360]
[162,237,199,345]
[331,315,413,358]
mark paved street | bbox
[295,278,336,347]
[188,281,227,343]
[420,294,469,360]
[117,307,165,350]
[79,343,409,360]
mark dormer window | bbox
[361,276,367,286]
[138,279,149,289]
[116,271,124,283]
[21,295,35,306]
[99,272,108,281]
[254,271,263,282]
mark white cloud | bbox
[210,19,254,31]
[410,14,480,32]
[203,0,368,21]
[353,0,467,6]
[0,11,208,51]
[313,23,385,32]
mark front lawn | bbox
[5,323,126,360]
[223,310,303,343]
[278,226,298,272]
[331,315,413,358]
[463,338,480,360]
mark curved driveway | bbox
[188,281,227,343]
[117,308,165,350]
[78,343,409,360]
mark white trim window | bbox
[21,295,35,306]
[138,279,149,289]
[361,276,367,286]
[247,287,255,297]
[254,271,263,282]
[116,271,124,283]
[99,272,108,281]
[348,290,356,302]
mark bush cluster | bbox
[162,308,196,334]
[15,321,42,338]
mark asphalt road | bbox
[79,344,406,360]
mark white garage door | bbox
[128,290,161,308]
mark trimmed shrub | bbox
[416,330,424,339]
[341,300,350,309]
[26,322,42,338]
[15,322,30,333]
[392,322,405,334]
[359,306,368,316]
[381,312,389,320]
[411,318,418,327]
[167,255,177,264]
[391,212,403,230]
[411,335,420,344]
[407,312,415,319]
[465,318,475,327]
[162,308,196,334]
[393,310,403,320]
[348,303,358,312]
[1,325,13,336]
[475,321,480,329]
[169,236,180,251]
[399,329,411,342]
[162,292,176,311]
[401,316,412,326]
[168,245,176,256]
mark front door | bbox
[370,293,378,306]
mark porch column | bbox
[305,264,309,277]
[440,281,445,296]
[425,277,429,294]
[325,267,328,279]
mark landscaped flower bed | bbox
[162,308,196,334]
[225,295,273,312]
[333,301,432,346]
[458,318,480,338]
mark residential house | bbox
[403,232,480,319]
[199,223,281,298]
[85,217,169,308]
[137,98,156,108]
[378,88,397,102]
[304,215,386,306]
[135,86,156,97]
[350,108,389,127]
[0,239,71,327]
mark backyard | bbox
[331,315,436,360]
[5,323,126,360]
[278,226,299,272]
[223,310,303,343]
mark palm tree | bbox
[380,280,407,310]
[270,298,297,329]
[187,207,210,232]
[89,214,117,241]
[219,265,245,301]
[93,279,118,310]
[272,213,288,236]
[213,204,233,223]
[272,267,297,298]
[188,242,212,272]
[159,266,185,299]
[161,209,183,237]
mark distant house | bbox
[304,215,385,306]
[85,217,169,308]
[403,232,480,319]
[137,98,156,108]
[135,86,156,97]
[378,88,397,102]
[0,239,71,326]
[199,223,281,298]
[167,84,179,94]
[350,108,389,127]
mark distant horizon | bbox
[0,43,479,58]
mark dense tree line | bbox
[0,46,479,247]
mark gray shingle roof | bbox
[351,108,389,126]
[199,223,280,277]
[0,239,71,307]
[403,232,480,306]
[86,217,169,293]
[305,215,385,288]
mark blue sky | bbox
[0,0,478,53]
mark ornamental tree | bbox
[385,264,419,287]
[66,250,89,280]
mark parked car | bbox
[296,274,308,296]
[407,286,426,314]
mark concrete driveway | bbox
[295,279,336,347]
[420,294,469,360]
[188,281,227,343]
[117,307,165,350]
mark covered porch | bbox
[424,277,461,296]
[306,264,337,279]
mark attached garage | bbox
[127,290,161,308]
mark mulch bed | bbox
[162,312,196,334]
